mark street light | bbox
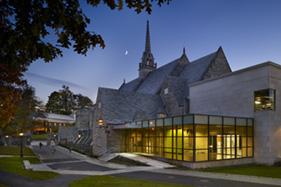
[97,118,104,127]
[19,132,24,158]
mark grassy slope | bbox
[31,134,48,140]
[202,164,281,178]
[0,146,59,180]
[0,157,58,180]
[0,146,35,156]
[70,176,190,187]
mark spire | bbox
[145,20,151,52]
[139,21,156,79]
[180,47,189,64]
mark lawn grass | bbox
[70,175,190,187]
[31,134,48,140]
[202,164,281,179]
[0,146,35,156]
[0,155,58,180]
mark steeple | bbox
[180,47,189,63]
[145,21,151,52]
[139,21,157,79]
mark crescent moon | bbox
[125,50,128,56]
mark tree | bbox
[0,0,170,129]
[2,86,38,134]
[0,85,22,130]
[46,85,93,115]
[75,94,93,109]
[1,0,171,86]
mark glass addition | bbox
[122,114,254,162]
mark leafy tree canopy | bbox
[2,85,39,134]
[0,0,170,130]
[1,0,171,86]
[46,85,93,115]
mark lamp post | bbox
[5,135,9,146]
[97,118,104,127]
[19,132,24,158]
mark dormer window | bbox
[164,88,169,95]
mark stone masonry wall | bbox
[190,63,281,164]
[203,49,231,79]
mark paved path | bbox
[32,145,77,163]
[2,144,279,187]
[116,171,278,187]
[0,171,84,187]
[31,145,281,186]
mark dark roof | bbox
[164,76,187,104]
[33,112,75,123]
[136,58,179,94]
[120,50,217,94]
[180,51,217,83]
[119,78,142,92]
[98,88,164,124]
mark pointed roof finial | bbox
[145,20,151,52]
[183,47,186,55]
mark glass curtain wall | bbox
[122,114,254,162]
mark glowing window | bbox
[254,89,275,111]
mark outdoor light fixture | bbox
[5,135,9,138]
[97,118,104,127]
[19,132,24,158]
[78,134,81,139]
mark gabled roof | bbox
[33,112,75,123]
[136,58,180,94]
[180,51,217,83]
[119,78,142,92]
[98,88,164,123]
[120,49,219,94]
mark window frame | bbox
[254,88,276,112]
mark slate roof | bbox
[33,112,75,123]
[180,52,217,83]
[97,48,228,124]
[119,78,142,92]
[120,50,217,94]
[98,87,164,123]
[163,76,187,104]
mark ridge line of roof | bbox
[189,61,280,87]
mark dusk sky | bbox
[24,0,281,103]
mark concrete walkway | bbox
[27,145,281,186]
[150,168,281,186]
[99,152,174,168]
[0,171,84,187]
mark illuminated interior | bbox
[122,114,253,162]
[254,89,275,111]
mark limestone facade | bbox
[189,62,281,164]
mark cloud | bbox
[25,72,87,90]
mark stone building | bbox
[84,21,280,168]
